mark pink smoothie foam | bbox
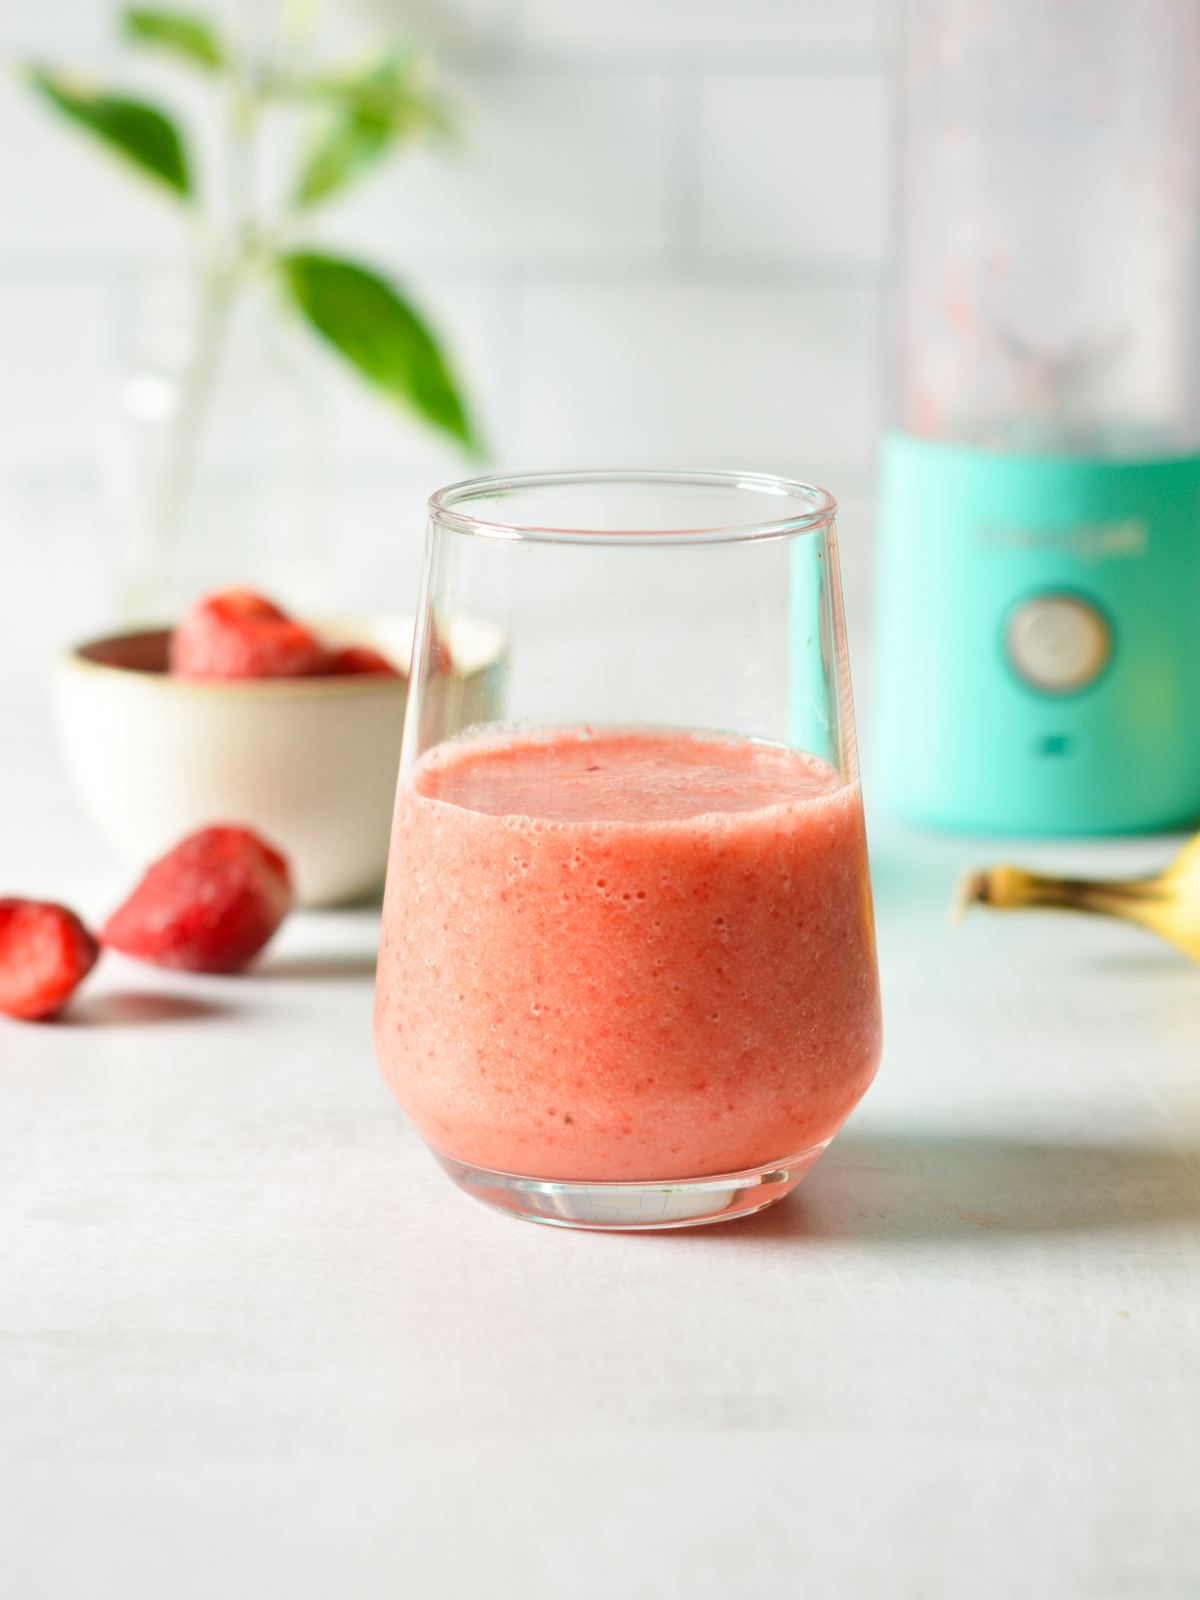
[373,727,882,1182]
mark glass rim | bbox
[427,468,838,545]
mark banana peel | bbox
[957,834,1200,964]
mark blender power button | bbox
[1005,595,1111,692]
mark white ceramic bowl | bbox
[54,615,506,907]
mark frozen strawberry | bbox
[101,827,293,974]
[0,900,99,1020]
[170,588,327,680]
[324,644,401,677]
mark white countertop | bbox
[3,692,1200,1598]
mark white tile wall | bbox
[515,0,888,57]
[0,2,107,46]
[0,279,113,472]
[319,66,675,266]
[517,281,881,467]
[0,0,892,660]
[699,72,890,266]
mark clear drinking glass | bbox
[373,471,882,1230]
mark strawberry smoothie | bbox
[374,727,882,1182]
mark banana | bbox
[957,834,1200,963]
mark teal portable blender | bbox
[873,0,1200,834]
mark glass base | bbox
[429,1143,831,1231]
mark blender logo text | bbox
[979,518,1148,564]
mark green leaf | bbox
[29,69,191,196]
[295,113,393,208]
[280,252,476,451]
[122,8,224,71]
[290,52,452,209]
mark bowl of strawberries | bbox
[54,590,505,906]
